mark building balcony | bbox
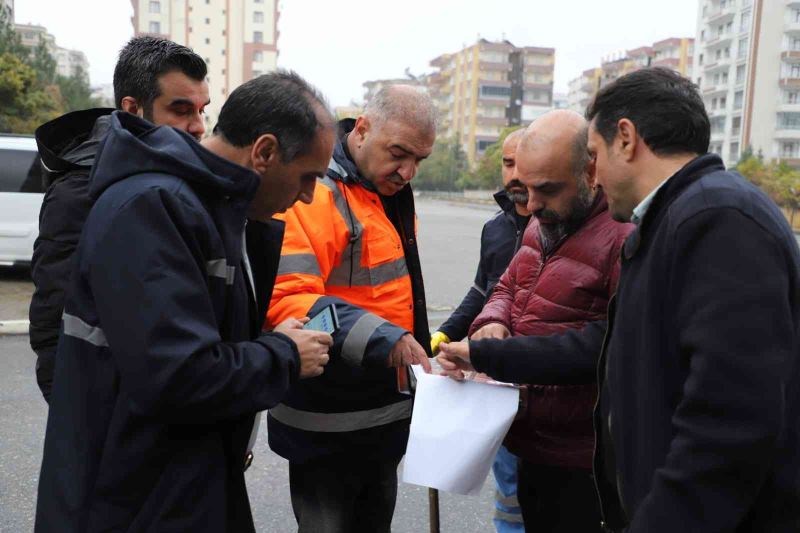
[782,50,800,63]
[710,130,727,141]
[706,8,736,25]
[524,64,554,74]
[702,84,729,96]
[652,57,680,69]
[774,128,800,139]
[778,103,800,112]
[789,0,800,7]
[785,21,800,34]
[476,116,509,126]
[704,33,734,48]
[780,77,800,88]
[479,61,512,72]
[704,58,731,71]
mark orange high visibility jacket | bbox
[265,128,431,464]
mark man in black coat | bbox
[30,36,211,402]
[439,67,800,532]
[35,72,335,532]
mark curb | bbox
[0,320,29,336]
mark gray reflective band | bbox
[494,490,520,508]
[472,283,487,297]
[493,510,524,523]
[278,253,322,277]
[341,312,387,365]
[63,313,108,347]
[269,399,412,433]
[318,177,409,288]
[206,259,236,285]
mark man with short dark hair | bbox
[30,36,211,402]
[35,71,336,533]
[440,67,800,532]
[266,85,435,533]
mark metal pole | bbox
[428,488,440,533]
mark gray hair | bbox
[364,85,438,133]
[570,125,592,179]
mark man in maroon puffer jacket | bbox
[464,110,633,533]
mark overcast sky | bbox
[15,0,699,107]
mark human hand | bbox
[387,333,432,373]
[273,316,310,334]
[279,326,333,379]
[469,323,510,340]
[436,341,475,381]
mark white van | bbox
[0,134,43,266]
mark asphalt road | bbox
[0,198,500,532]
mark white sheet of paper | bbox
[402,365,519,496]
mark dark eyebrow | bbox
[389,144,414,156]
[168,98,210,108]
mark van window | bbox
[0,149,44,193]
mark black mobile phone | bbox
[303,304,340,334]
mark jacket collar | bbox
[493,189,517,215]
[622,153,725,260]
[327,119,378,193]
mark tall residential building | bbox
[362,76,427,104]
[695,0,800,168]
[427,39,555,165]
[131,0,279,129]
[567,38,694,113]
[15,23,90,79]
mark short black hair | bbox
[586,67,710,156]
[113,36,207,112]
[214,70,334,162]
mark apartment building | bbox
[425,39,554,165]
[696,0,800,168]
[15,22,90,79]
[131,0,279,129]
[568,37,694,113]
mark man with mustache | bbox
[430,127,529,532]
[265,85,435,533]
[440,110,633,532]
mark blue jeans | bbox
[492,445,525,532]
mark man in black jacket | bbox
[430,127,529,532]
[439,67,800,532]
[36,72,335,532]
[30,36,211,402]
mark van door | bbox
[0,147,44,265]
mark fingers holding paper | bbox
[436,341,475,381]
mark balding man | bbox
[266,85,435,533]
[430,127,529,532]
[438,110,633,533]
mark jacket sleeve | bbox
[470,320,606,384]
[87,188,300,423]
[28,172,93,402]
[438,225,490,341]
[468,249,517,336]
[627,208,795,532]
[267,187,407,367]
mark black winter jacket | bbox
[35,112,299,533]
[30,108,114,402]
[471,154,800,532]
[437,191,528,341]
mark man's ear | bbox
[352,115,371,146]
[617,118,638,162]
[120,96,142,117]
[251,133,280,173]
[585,153,597,190]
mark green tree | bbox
[57,65,100,112]
[0,5,26,57]
[415,137,468,191]
[0,53,60,132]
[459,126,523,190]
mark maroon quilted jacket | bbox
[469,192,633,469]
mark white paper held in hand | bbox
[401,365,519,496]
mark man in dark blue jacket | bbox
[439,67,800,532]
[430,127,529,532]
[35,72,336,533]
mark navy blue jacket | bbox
[35,112,300,533]
[438,191,528,341]
[471,154,800,532]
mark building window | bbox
[149,1,160,14]
[205,18,210,24]
[205,38,210,44]
[792,64,800,78]
[778,112,800,129]
[734,91,744,109]
[477,140,495,152]
[255,0,263,3]
[254,11,264,23]
[221,49,226,55]
[253,50,263,62]
[480,85,512,98]
[738,37,749,59]
[149,21,160,33]
[205,57,210,64]
[699,53,704,65]
[740,10,751,32]
[710,116,726,133]
[736,64,746,84]
[781,141,799,157]
[253,70,263,78]
[732,116,742,134]
[787,91,799,104]
[253,31,263,43]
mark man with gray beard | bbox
[439,110,633,532]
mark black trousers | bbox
[289,455,402,533]
[517,460,604,533]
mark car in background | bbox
[0,133,43,266]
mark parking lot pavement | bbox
[0,266,33,321]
